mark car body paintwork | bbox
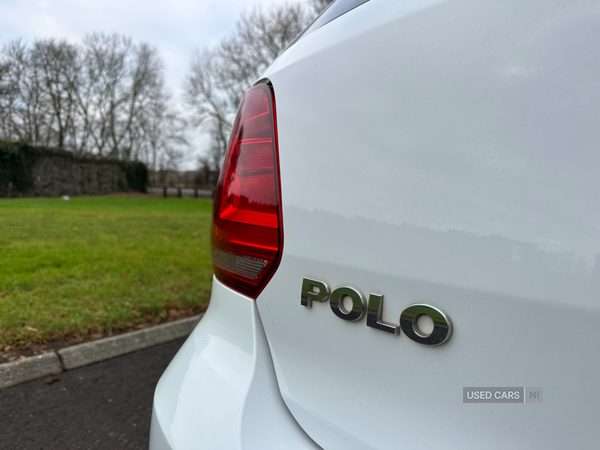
[150,278,319,449]
[152,0,600,448]
[255,0,600,448]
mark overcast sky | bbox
[0,0,294,168]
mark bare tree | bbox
[309,0,335,14]
[0,34,187,169]
[109,42,162,160]
[186,49,232,172]
[1,40,48,144]
[139,78,188,171]
[185,2,314,179]
[79,35,164,161]
[0,53,13,139]
[218,3,309,103]
[32,39,81,149]
[77,33,134,156]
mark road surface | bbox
[0,338,185,449]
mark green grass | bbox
[0,196,213,348]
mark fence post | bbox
[194,188,198,199]
[163,187,167,198]
[177,188,182,198]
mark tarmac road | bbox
[0,337,186,450]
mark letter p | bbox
[301,277,331,307]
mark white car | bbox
[150,0,600,448]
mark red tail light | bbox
[211,82,283,298]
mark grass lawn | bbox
[0,196,213,350]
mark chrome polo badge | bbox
[300,277,453,346]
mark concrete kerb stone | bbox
[0,353,63,390]
[58,315,202,369]
[0,314,203,390]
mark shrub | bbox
[120,161,148,194]
[0,142,39,195]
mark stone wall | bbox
[32,154,129,197]
[0,141,147,197]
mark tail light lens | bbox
[211,82,283,298]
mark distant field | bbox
[0,196,213,349]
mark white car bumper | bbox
[149,277,320,450]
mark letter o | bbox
[330,286,366,322]
[399,304,453,346]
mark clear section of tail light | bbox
[211,82,283,298]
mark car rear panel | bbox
[150,278,321,450]
[256,0,600,448]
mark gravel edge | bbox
[0,314,202,390]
